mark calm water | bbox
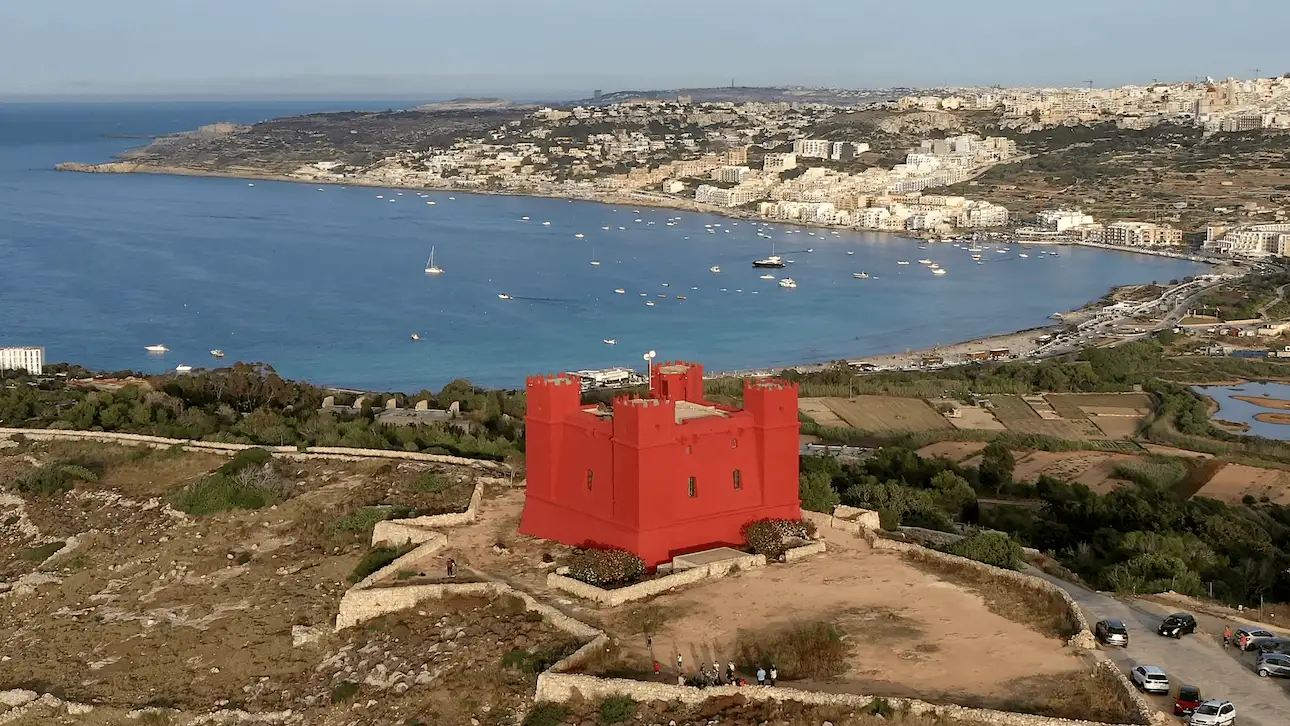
[0,102,1208,392]
[1195,382,1290,440]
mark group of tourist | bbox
[658,653,777,688]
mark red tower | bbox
[520,361,801,566]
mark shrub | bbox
[945,530,1024,570]
[170,472,281,516]
[742,518,815,559]
[522,704,569,726]
[599,695,637,724]
[566,546,646,588]
[16,460,100,496]
[336,506,395,534]
[799,470,839,513]
[347,542,415,583]
[415,470,447,493]
[216,447,273,476]
[21,540,66,562]
[734,620,848,679]
[330,681,359,704]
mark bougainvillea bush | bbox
[742,518,816,559]
[567,546,647,588]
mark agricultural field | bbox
[1192,462,1290,505]
[799,396,952,432]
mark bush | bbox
[567,546,646,588]
[415,470,447,493]
[734,620,848,679]
[347,542,416,583]
[170,471,282,516]
[599,695,637,724]
[330,681,359,704]
[336,506,395,534]
[216,447,273,476]
[523,704,570,726]
[799,470,839,513]
[16,460,100,496]
[742,518,815,559]
[945,530,1024,570]
[21,540,66,562]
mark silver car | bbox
[1256,652,1290,678]
[1130,665,1169,694]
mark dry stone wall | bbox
[782,541,826,562]
[546,552,766,607]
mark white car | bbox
[1188,699,1236,726]
[1129,665,1169,694]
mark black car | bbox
[1095,618,1129,646]
[1158,612,1197,638]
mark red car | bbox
[1174,685,1202,717]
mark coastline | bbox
[54,159,1215,390]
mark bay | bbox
[0,101,1208,392]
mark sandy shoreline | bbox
[56,160,1207,385]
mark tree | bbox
[799,470,839,514]
[978,442,1015,493]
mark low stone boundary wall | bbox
[803,505,880,534]
[0,427,508,471]
[1093,659,1158,726]
[546,552,766,607]
[335,582,500,630]
[534,673,1146,726]
[782,541,826,562]
[869,535,1094,649]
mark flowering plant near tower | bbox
[567,545,648,587]
[742,518,816,559]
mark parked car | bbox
[1256,652,1290,678]
[1157,612,1197,638]
[1187,699,1236,726]
[1095,619,1129,646]
[1235,626,1279,651]
[1130,665,1170,694]
[1255,636,1290,654]
[1174,685,1202,717]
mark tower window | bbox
[733,469,742,489]
[686,445,692,454]
[687,476,697,498]
[586,469,594,489]
[731,438,738,449]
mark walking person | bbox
[446,557,456,578]
[726,661,735,683]
[769,664,777,686]
[756,666,766,686]
[1223,623,1232,648]
[676,653,683,672]
[653,661,661,678]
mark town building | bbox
[762,153,798,172]
[792,139,832,159]
[1037,208,1095,233]
[1102,221,1185,247]
[723,145,750,166]
[0,346,43,376]
[715,165,752,184]
[520,361,801,566]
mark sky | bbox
[2,0,1287,100]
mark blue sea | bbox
[0,101,1208,392]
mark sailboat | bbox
[753,242,785,269]
[424,247,444,275]
[590,247,600,266]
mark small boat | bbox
[210,349,225,358]
[777,278,797,289]
[677,296,686,300]
[521,216,530,220]
[614,288,626,294]
[145,344,168,353]
[971,254,982,261]
[498,293,512,300]
[645,301,656,306]
[448,197,455,200]
[853,272,869,279]
[753,255,785,269]
[932,269,947,276]
[658,294,667,299]
[602,226,610,230]
[1050,251,1060,256]
[918,259,933,265]
[247,183,254,187]
[410,333,421,341]
[929,263,940,269]
[710,266,721,273]
[618,226,626,230]
[603,339,616,346]
[590,260,601,266]
[847,251,855,255]
[426,200,436,205]
[424,246,444,275]
[541,221,551,226]
[661,283,670,287]
[760,274,776,280]
[175,364,193,373]
[1018,253,1029,258]
[575,233,585,239]
[376,195,384,199]
[896,261,910,265]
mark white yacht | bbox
[614,288,626,294]
[777,278,797,288]
[760,274,776,280]
[918,259,933,265]
[424,247,444,275]
[144,344,168,353]
[847,251,855,255]
[1018,253,1029,258]
[521,216,530,220]
[971,254,982,261]
[410,333,420,341]
[932,268,947,276]
[497,293,512,300]
[425,200,435,205]
[710,265,721,273]
[175,364,193,373]
[209,349,225,358]
[896,260,910,265]
[645,301,656,306]
[853,272,869,279]
[753,255,785,269]
[574,233,584,239]
[603,339,616,346]
[541,221,551,226]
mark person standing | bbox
[756,666,766,686]
[676,653,683,672]
[1223,623,1233,648]
[446,558,456,578]
[712,661,720,682]
[769,665,777,686]
[653,661,661,678]
[726,661,736,683]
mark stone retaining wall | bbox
[0,427,508,471]
[533,673,1144,726]
[546,552,766,607]
[782,541,826,562]
[803,505,880,534]
[1093,659,1158,726]
[335,582,501,630]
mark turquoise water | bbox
[0,102,1208,392]
[1195,382,1290,440]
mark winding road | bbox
[1028,570,1290,725]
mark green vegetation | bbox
[598,696,637,724]
[566,546,647,588]
[329,681,359,704]
[798,469,839,513]
[347,542,417,583]
[734,620,848,680]
[0,363,523,461]
[945,531,1023,570]
[742,518,815,559]
[170,450,288,516]
[522,704,570,726]
[20,540,66,562]
[15,458,101,496]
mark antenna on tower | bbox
[1083,80,1094,89]
[1253,68,1262,78]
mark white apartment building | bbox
[1037,209,1095,233]
[961,202,1010,227]
[792,139,832,159]
[762,153,798,172]
[831,141,869,160]
[1210,223,1290,256]
[1102,222,1184,247]
[661,179,685,194]
[715,165,752,184]
[0,346,43,375]
[695,184,759,207]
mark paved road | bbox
[1028,570,1290,726]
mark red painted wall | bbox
[520,362,801,566]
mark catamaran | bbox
[424,247,444,275]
